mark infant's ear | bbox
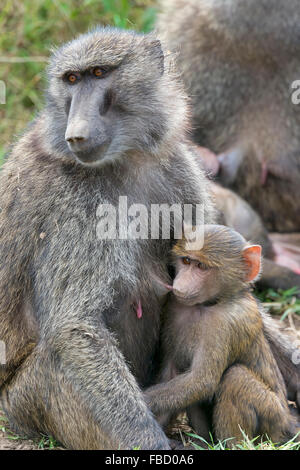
[242,245,262,282]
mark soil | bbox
[0,410,41,450]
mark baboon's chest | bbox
[164,305,206,373]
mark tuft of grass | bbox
[0,423,25,442]
[255,287,300,335]
[38,435,60,450]
[186,430,300,451]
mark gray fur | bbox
[0,27,214,449]
[158,0,300,232]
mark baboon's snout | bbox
[65,119,90,148]
[64,88,110,160]
[65,116,110,163]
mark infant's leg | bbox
[213,364,298,446]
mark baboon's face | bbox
[172,256,222,306]
[171,226,254,305]
[46,28,166,167]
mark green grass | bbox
[0,0,157,157]
[255,286,300,333]
[38,435,60,450]
[187,431,300,451]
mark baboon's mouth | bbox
[73,142,110,166]
[173,291,198,305]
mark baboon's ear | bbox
[242,245,262,282]
[144,39,164,75]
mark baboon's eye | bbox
[182,257,191,265]
[198,262,208,270]
[92,67,107,78]
[66,72,80,84]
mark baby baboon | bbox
[0,27,299,450]
[158,0,300,233]
[145,225,299,444]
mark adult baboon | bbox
[158,0,300,234]
[0,27,213,450]
[0,27,299,450]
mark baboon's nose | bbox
[66,136,85,143]
[65,120,90,146]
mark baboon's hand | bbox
[143,388,166,417]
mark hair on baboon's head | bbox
[44,27,188,167]
[171,225,262,305]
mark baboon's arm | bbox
[144,363,224,416]
[0,175,37,385]
[144,332,232,415]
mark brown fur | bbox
[145,226,299,445]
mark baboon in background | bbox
[146,226,299,445]
[158,0,300,234]
[211,183,300,291]
[193,145,300,291]
[0,27,299,450]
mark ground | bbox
[0,410,59,450]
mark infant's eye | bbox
[66,72,81,84]
[92,67,107,78]
[182,257,191,265]
[198,262,208,270]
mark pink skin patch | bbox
[162,283,173,291]
[155,278,173,292]
[136,300,143,319]
[272,242,300,275]
[135,281,173,319]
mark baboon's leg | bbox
[260,259,300,292]
[186,402,212,442]
[1,350,122,450]
[213,365,298,446]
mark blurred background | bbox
[0,0,157,164]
